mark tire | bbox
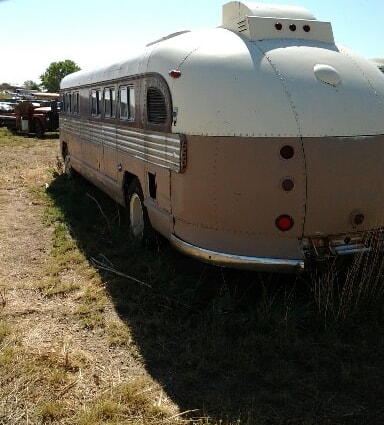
[34,120,44,139]
[64,153,76,180]
[126,178,151,242]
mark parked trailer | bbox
[59,1,384,272]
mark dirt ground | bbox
[0,135,179,423]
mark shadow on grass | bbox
[47,172,384,425]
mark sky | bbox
[0,0,383,86]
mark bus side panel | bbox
[116,137,173,229]
[80,120,103,178]
[102,123,118,183]
[143,167,173,238]
[60,116,81,164]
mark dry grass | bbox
[1,128,384,424]
[0,129,181,424]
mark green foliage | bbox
[40,59,81,92]
[23,80,40,90]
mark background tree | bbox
[0,82,14,91]
[23,80,40,90]
[40,60,81,92]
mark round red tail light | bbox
[276,214,294,231]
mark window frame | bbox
[72,91,79,115]
[90,89,101,117]
[103,87,116,118]
[118,85,135,121]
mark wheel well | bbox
[123,172,139,200]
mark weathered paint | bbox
[60,2,384,272]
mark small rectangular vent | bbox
[237,18,248,33]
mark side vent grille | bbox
[237,18,248,33]
[147,88,167,124]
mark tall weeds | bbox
[309,230,384,329]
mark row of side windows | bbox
[61,86,135,121]
[91,86,135,120]
[62,85,167,124]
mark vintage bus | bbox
[59,1,384,273]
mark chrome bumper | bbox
[170,234,305,273]
[303,231,384,259]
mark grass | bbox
[1,128,384,424]
[47,166,384,424]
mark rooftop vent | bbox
[221,1,334,44]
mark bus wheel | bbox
[126,178,150,242]
[64,153,76,179]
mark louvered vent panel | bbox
[237,18,248,33]
[147,88,167,124]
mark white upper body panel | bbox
[61,1,384,138]
[146,27,384,137]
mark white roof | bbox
[222,1,316,21]
[61,2,384,138]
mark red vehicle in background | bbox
[14,93,60,138]
[0,93,60,139]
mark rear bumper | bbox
[170,229,384,273]
[170,234,305,273]
[303,230,384,259]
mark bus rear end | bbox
[161,3,384,271]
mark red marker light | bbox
[276,214,294,231]
[281,178,294,192]
[353,213,364,226]
[169,69,181,78]
[280,145,294,160]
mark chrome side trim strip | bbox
[60,118,183,172]
[170,234,305,273]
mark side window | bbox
[91,89,101,117]
[104,87,116,118]
[73,92,79,114]
[128,86,135,119]
[119,86,135,121]
[119,87,128,119]
[65,93,72,113]
[147,87,166,124]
